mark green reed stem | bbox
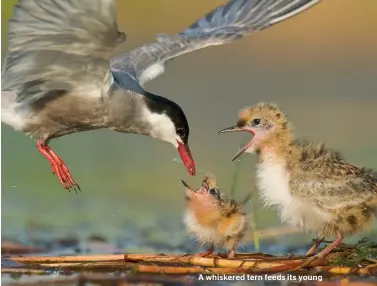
[229,160,260,251]
[229,160,241,199]
[250,191,260,252]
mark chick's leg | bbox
[195,245,214,257]
[217,241,237,258]
[316,231,343,258]
[227,246,236,258]
[289,232,344,272]
[305,237,325,256]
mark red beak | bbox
[177,141,196,176]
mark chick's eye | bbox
[209,188,217,195]
[252,118,261,126]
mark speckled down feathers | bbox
[287,140,377,237]
[184,177,248,250]
[238,102,377,238]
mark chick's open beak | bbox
[218,125,255,161]
[177,141,196,176]
[218,126,243,134]
[181,180,196,192]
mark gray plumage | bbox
[2,0,122,108]
[111,0,320,85]
[1,0,320,189]
[2,0,320,110]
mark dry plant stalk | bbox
[124,253,325,264]
[315,266,377,275]
[123,254,323,270]
[1,268,47,275]
[135,265,245,274]
[5,253,327,274]
[6,261,246,275]
[1,241,43,255]
[9,254,125,263]
[4,250,376,276]
[37,262,129,268]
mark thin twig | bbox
[315,265,377,275]
[135,264,246,274]
[1,268,47,274]
[19,261,248,274]
[123,253,321,266]
[2,241,44,255]
[252,259,325,274]
[365,258,377,264]
[125,254,290,270]
[9,254,125,263]
[6,248,376,277]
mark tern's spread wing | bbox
[110,0,320,86]
[1,0,125,108]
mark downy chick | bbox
[182,176,248,258]
[219,102,377,258]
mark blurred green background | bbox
[1,0,377,249]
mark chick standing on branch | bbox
[219,102,377,259]
[181,176,249,258]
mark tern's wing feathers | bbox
[2,0,125,108]
[110,0,320,85]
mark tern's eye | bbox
[251,118,261,126]
[176,127,185,137]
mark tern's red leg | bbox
[46,147,79,190]
[305,237,325,256]
[36,141,66,187]
[36,140,80,191]
[195,245,214,257]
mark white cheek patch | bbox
[168,136,181,149]
[141,107,178,146]
[176,136,183,144]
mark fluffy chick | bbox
[219,102,377,258]
[182,176,248,258]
